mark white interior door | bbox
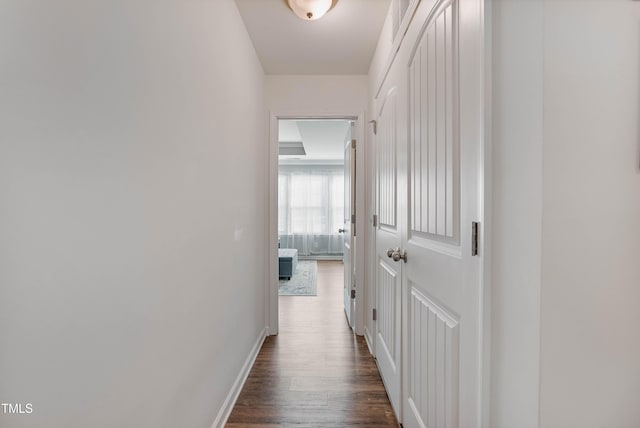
[374,77,405,416]
[343,138,356,328]
[401,0,484,427]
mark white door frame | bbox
[267,112,367,336]
[480,1,492,426]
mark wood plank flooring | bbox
[226,261,399,427]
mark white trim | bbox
[480,0,493,426]
[268,113,280,335]
[410,287,459,328]
[364,325,375,356]
[354,110,367,336]
[268,112,367,337]
[374,0,421,99]
[407,235,464,259]
[265,110,272,338]
[210,327,268,428]
[279,159,345,166]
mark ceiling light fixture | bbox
[285,0,338,21]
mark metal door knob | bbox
[392,248,407,263]
[387,247,407,263]
[338,228,346,233]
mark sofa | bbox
[278,248,298,280]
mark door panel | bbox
[378,91,397,229]
[408,287,459,428]
[377,260,399,366]
[409,0,459,244]
[375,84,404,416]
[402,0,483,427]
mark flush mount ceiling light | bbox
[285,0,338,21]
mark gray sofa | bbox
[278,248,298,280]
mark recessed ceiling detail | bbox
[279,119,351,160]
[279,141,307,156]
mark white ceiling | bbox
[279,119,352,160]
[235,0,391,74]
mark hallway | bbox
[227,261,399,426]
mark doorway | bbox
[276,118,353,323]
[268,115,363,335]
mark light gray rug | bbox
[279,260,317,296]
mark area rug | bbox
[279,260,318,296]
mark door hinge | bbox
[372,308,377,321]
[352,139,357,149]
[351,214,356,237]
[351,289,356,299]
[373,214,378,227]
[471,221,479,256]
[368,120,377,135]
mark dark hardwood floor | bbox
[226,260,399,427]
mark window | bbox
[278,164,344,256]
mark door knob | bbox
[387,247,407,263]
[338,228,346,233]
[392,249,407,263]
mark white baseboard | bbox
[364,326,375,357]
[210,326,267,428]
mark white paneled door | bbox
[402,0,484,425]
[343,136,356,328]
[375,79,404,416]
[375,0,485,426]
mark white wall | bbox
[369,3,395,100]
[490,0,543,426]
[540,1,640,426]
[265,75,369,336]
[265,75,369,115]
[0,1,267,427]
[492,0,640,426]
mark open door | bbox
[342,136,356,328]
